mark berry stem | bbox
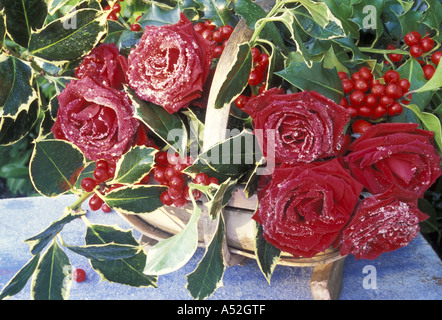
[358,47,410,56]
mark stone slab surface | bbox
[0,195,441,300]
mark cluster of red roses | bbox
[52,14,213,164]
[243,89,441,259]
[51,12,441,261]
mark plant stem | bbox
[358,47,410,56]
[70,191,94,212]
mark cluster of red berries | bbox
[193,20,234,58]
[103,0,124,21]
[234,47,270,110]
[80,159,117,213]
[387,31,441,80]
[153,151,219,207]
[339,67,411,121]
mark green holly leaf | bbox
[86,224,157,287]
[275,60,344,103]
[62,242,142,261]
[214,42,253,110]
[0,55,38,119]
[143,203,202,275]
[197,0,231,26]
[184,129,258,183]
[0,99,39,146]
[414,61,442,94]
[102,185,167,215]
[112,146,157,185]
[138,2,181,27]
[25,207,84,255]
[322,0,359,38]
[28,8,108,63]
[351,0,385,44]
[0,254,40,300]
[29,139,86,197]
[31,240,72,300]
[404,104,442,152]
[0,0,47,48]
[126,86,188,155]
[254,222,281,284]
[186,214,226,300]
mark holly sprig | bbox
[1,0,442,301]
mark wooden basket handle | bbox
[202,0,276,152]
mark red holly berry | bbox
[358,67,373,82]
[338,71,347,80]
[194,172,210,185]
[419,37,434,52]
[248,69,264,86]
[383,70,400,83]
[153,167,167,184]
[371,83,386,97]
[89,194,104,211]
[214,45,223,58]
[81,177,97,192]
[385,83,403,99]
[358,106,372,118]
[342,79,354,93]
[354,79,369,92]
[156,151,169,167]
[220,25,234,39]
[160,191,174,206]
[404,31,421,46]
[364,94,378,108]
[352,119,373,134]
[101,203,112,213]
[423,64,436,80]
[379,95,394,107]
[431,51,442,65]
[387,44,402,63]
[398,78,411,92]
[93,168,109,183]
[168,186,183,200]
[349,90,365,105]
[409,44,423,58]
[340,97,348,107]
[387,102,403,116]
[169,175,184,189]
[112,3,121,13]
[173,196,187,208]
[107,12,118,21]
[212,29,223,43]
[204,20,216,30]
[131,23,141,31]
[194,22,205,34]
[346,106,358,118]
[372,105,387,118]
[209,177,219,185]
[251,47,261,63]
[235,95,250,109]
[201,28,213,41]
[73,268,86,283]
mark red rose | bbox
[51,76,139,162]
[339,186,428,260]
[344,123,441,197]
[253,159,363,258]
[243,89,349,164]
[75,43,128,90]
[126,14,214,114]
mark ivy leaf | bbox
[0,99,39,146]
[29,139,86,197]
[143,204,202,275]
[275,60,344,103]
[102,185,167,215]
[197,0,231,26]
[0,0,47,48]
[31,240,72,300]
[126,86,188,155]
[404,104,442,152]
[214,42,253,110]
[28,9,108,63]
[0,55,38,119]
[138,2,180,27]
[25,207,84,255]
[254,222,281,284]
[322,0,359,38]
[0,254,40,300]
[86,224,157,287]
[112,146,157,185]
[186,214,226,300]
